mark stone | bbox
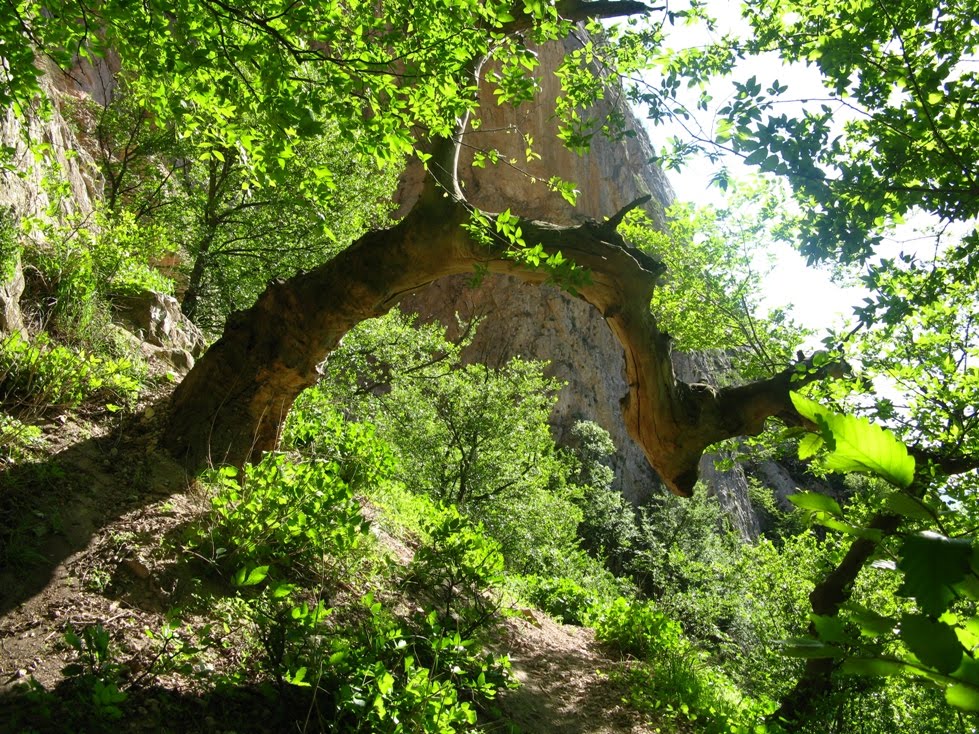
[112,290,206,358]
[672,350,760,539]
[398,35,674,505]
[0,256,25,334]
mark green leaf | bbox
[811,614,847,643]
[790,392,915,488]
[744,148,768,166]
[797,433,824,460]
[787,491,843,518]
[898,532,972,617]
[842,657,914,677]
[946,683,979,712]
[952,616,979,651]
[286,666,310,687]
[900,614,963,674]
[844,603,896,636]
[817,516,883,541]
[883,492,934,521]
[232,565,269,587]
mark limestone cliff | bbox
[398,36,760,533]
[400,36,671,506]
[0,62,105,334]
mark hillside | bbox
[0,385,656,733]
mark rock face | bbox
[0,60,107,334]
[0,58,203,373]
[399,36,763,523]
[672,351,760,538]
[400,36,675,506]
[0,259,25,335]
[0,63,103,221]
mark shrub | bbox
[592,597,684,660]
[196,454,370,585]
[21,202,174,342]
[593,598,773,733]
[405,506,505,637]
[320,596,512,733]
[60,624,129,722]
[92,211,175,297]
[0,205,19,282]
[282,400,396,491]
[515,575,600,626]
[0,411,43,464]
[0,331,143,412]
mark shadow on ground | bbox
[0,397,192,618]
[0,678,329,733]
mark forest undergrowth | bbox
[4,2,979,726]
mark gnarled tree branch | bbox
[163,189,838,495]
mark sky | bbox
[629,2,865,339]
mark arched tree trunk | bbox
[162,186,818,495]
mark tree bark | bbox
[163,189,820,494]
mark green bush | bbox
[319,596,512,733]
[196,454,370,585]
[283,399,396,491]
[616,655,774,734]
[592,598,774,733]
[0,411,42,464]
[0,331,143,411]
[592,597,683,660]
[21,204,174,341]
[405,506,505,637]
[0,205,19,282]
[92,211,175,297]
[515,575,600,626]
[60,624,129,722]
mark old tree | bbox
[8,0,979,724]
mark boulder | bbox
[111,290,206,372]
[0,257,25,335]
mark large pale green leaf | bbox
[778,638,843,658]
[946,683,979,712]
[884,492,935,521]
[898,532,972,617]
[842,657,914,677]
[791,392,915,488]
[811,614,847,643]
[233,564,270,587]
[900,614,963,674]
[797,433,825,460]
[844,603,896,636]
[787,491,843,517]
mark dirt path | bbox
[492,612,655,734]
